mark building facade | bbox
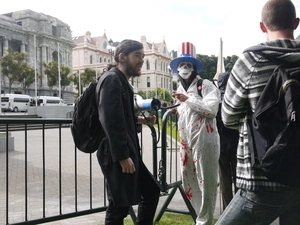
[1,9,176,104]
[72,32,173,97]
[0,9,75,103]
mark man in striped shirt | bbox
[216,0,300,224]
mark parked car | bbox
[35,96,67,106]
[0,93,33,112]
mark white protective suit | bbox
[176,75,220,225]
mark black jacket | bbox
[96,67,141,206]
[217,72,239,154]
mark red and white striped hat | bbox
[170,42,204,73]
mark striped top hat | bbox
[170,42,204,73]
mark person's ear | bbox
[260,22,267,33]
[118,53,126,63]
[294,18,299,30]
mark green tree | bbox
[43,61,72,97]
[197,54,218,80]
[1,48,37,93]
[17,65,42,94]
[43,61,58,94]
[137,87,172,103]
[196,54,238,81]
[71,68,96,95]
[224,55,239,72]
[60,65,71,99]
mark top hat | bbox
[169,42,204,73]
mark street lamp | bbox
[34,33,37,108]
[107,39,115,63]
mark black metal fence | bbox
[0,112,214,225]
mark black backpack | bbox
[248,62,300,187]
[70,82,105,153]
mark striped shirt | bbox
[222,39,300,191]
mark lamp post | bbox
[107,39,115,63]
[0,61,2,114]
[34,33,37,108]
[57,42,61,99]
[78,49,81,96]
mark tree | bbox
[17,65,42,94]
[196,54,238,81]
[224,55,239,72]
[137,87,172,103]
[71,68,96,95]
[43,61,72,97]
[1,48,37,93]
[43,61,58,95]
[60,65,71,99]
[197,54,218,81]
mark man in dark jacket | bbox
[216,72,238,211]
[96,39,161,225]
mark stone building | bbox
[72,32,173,97]
[0,9,75,103]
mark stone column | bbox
[41,44,47,87]
[3,37,9,55]
[21,42,26,53]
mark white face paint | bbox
[177,62,194,79]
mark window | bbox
[46,99,60,104]
[53,51,58,62]
[103,41,107,49]
[147,77,150,88]
[52,26,57,36]
[1,97,9,102]
[14,98,30,103]
[146,60,150,70]
[90,55,93,64]
[99,57,102,63]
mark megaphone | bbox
[134,94,161,114]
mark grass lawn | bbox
[99,213,218,225]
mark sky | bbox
[1,0,300,57]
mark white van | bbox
[0,93,33,112]
[36,96,66,106]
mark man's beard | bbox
[125,60,142,78]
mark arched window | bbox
[52,51,58,61]
[147,77,150,88]
[90,55,93,64]
[146,60,150,70]
[99,57,102,63]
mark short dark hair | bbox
[261,0,296,31]
[114,39,143,63]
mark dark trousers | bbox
[219,152,238,211]
[105,162,160,225]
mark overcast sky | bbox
[1,0,300,57]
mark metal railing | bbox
[0,113,220,225]
[0,118,108,225]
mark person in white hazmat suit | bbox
[170,42,221,225]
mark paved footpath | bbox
[0,125,279,225]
